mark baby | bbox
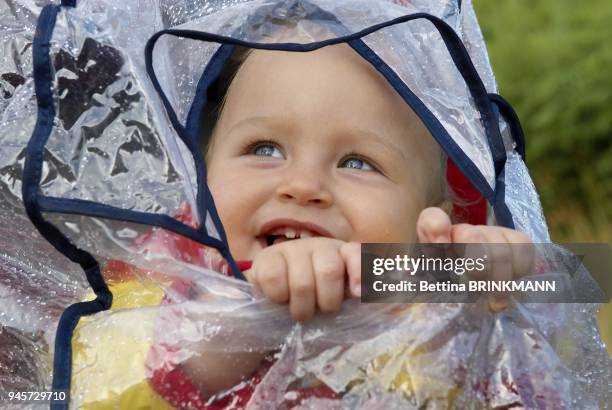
[169,43,534,400]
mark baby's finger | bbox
[312,245,345,313]
[251,249,289,304]
[451,224,488,279]
[340,242,361,298]
[498,227,535,279]
[285,246,316,321]
[478,226,512,312]
[417,207,452,243]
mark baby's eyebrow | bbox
[345,128,408,161]
[224,115,295,137]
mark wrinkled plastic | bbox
[1,0,610,409]
[75,238,610,409]
[0,202,86,409]
[2,214,609,408]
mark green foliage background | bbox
[473,0,612,351]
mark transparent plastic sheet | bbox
[42,211,231,278]
[153,0,497,187]
[65,240,610,409]
[0,0,228,237]
[0,1,39,211]
[44,9,202,223]
[0,203,86,407]
[0,205,86,334]
[457,0,496,94]
[504,152,551,243]
[2,207,610,408]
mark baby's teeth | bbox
[301,231,312,239]
[285,229,297,239]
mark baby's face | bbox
[206,44,442,261]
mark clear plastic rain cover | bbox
[0,0,610,408]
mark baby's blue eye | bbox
[340,157,375,171]
[253,144,283,158]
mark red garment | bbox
[447,159,487,225]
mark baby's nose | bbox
[275,169,333,207]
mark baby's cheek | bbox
[352,208,418,243]
[208,170,249,224]
[343,185,419,242]
[208,179,240,233]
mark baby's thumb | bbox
[417,207,452,243]
[340,242,361,298]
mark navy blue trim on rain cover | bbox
[185,44,236,141]
[489,93,526,161]
[143,38,243,279]
[492,169,515,228]
[25,5,112,410]
[145,11,512,222]
[38,196,228,250]
[347,39,494,201]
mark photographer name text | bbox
[372,280,556,293]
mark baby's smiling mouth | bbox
[257,219,333,248]
[262,227,316,246]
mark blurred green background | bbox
[474,0,611,353]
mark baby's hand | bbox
[245,238,361,321]
[417,207,534,311]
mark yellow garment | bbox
[365,348,460,407]
[70,280,174,410]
